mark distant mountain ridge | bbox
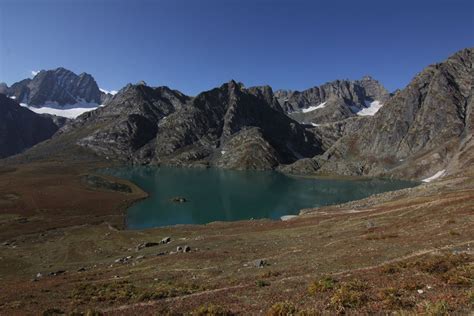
[275,76,390,124]
[1,67,112,107]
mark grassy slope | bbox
[0,160,472,314]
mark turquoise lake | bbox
[102,166,418,229]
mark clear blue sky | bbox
[1,0,473,95]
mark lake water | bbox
[102,166,418,229]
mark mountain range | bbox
[1,47,472,181]
[0,67,112,106]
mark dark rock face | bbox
[153,81,322,169]
[41,81,322,170]
[0,94,60,158]
[312,48,474,179]
[73,84,190,162]
[4,68,110,107]
[275,76,389,124]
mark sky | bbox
[0,0,473,95]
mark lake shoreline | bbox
[101,165,418,229]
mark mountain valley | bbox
[0,48,472,314]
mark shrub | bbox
[328,280,369,313]
[308,277,337,294]
[424,300,449,315]
[266,301,298,316]
[467,290,474,305]
[381,264,400,274]
[71,281,137,303]
[256,280,270,287]
[260,270,281,278]
[378,287,415,309]
[442,265,473,287]
[413,253,469,275]
[42,309,64,316]
[71,281,204,304]
[192,304,234,316]
[365,233,399,240]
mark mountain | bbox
[275,76,390,124]
[152,81,322,169]
[23,81,322,170]
[3,68,111,107]
[70,83,190,162]
[284,48,473,180]
[0,94,60,158]
[6,48,472,181]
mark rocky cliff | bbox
[0,94,60,158]
[291,48,473,180]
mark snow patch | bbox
[9,96,16,100]
[281,215,297,221]
[31,70,40,77]
[310,122,320,127]
[301,101,327,113]
[100,88,118,95]
[221,150,226,155]
[357,100,383,116]
[422,170,446,183]
[20,101,102,119]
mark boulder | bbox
[170,196,188,203]
[136,242,159,250]
[160,237,171,244]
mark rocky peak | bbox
[153,80,322,168]
[356,75,390,102]
[247,85,284,113]
[5,67,106,107]
[276,76,390,124]
[314,47,474,180]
